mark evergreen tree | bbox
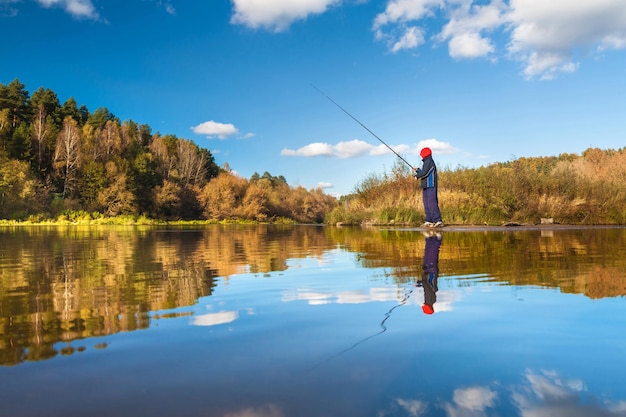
[0,79,31,128]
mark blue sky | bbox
[2,0,626,196]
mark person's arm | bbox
[414,159,434,179]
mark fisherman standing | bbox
[414,147,443,228]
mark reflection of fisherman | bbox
[419,231,441,315]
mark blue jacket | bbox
[415,155,437,189]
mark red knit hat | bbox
[420,147,432,159]
[422,304,434,315]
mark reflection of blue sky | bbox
[184,250,626,417]
[217,369,626,416]
[383,369,626,417]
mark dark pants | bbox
[422,187,442,223]
[421,236,441,313]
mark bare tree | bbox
[31,103,56,172]
[150,134,177,179]
[54,116,82,198]
[100,119,122,159]
[177,139,206,186]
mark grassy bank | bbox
[0,211,298,226]
[328,147,626,226]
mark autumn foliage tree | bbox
[0,79,338,223]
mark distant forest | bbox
[0,79,338,222]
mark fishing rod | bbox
[311,84,415,170]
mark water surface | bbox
[1,225,625,417]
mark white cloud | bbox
[316,181,334,189]
[435,1,504,59]
[373,0,444,30]
[334,139,373,158]
[391,26,426,52]
[373,0,442,52]
[230,0,339,32]
[436,0,505,59]
[36,0,99,20]
[373,0,626,79]
[282,139,428,159]
[192,120,239,139]
[505,0,626,79]
[281,142,334,157]
[416,138,459,155]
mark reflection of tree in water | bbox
[329,226,626,299]
[0,225,336,365]
[1,225,625,365]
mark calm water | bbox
[1,224,626,417]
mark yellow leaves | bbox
[197,172,338,223]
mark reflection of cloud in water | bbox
[442,386,498,417]
[385,370,626,417]
[453,386,497,410]
[283,287,460,310]
[395,399,427,416]
[224,403,284,417]
[512,369,625,417]
[190,310,238,326]
[427,290,458,313]
[282,287,401,305]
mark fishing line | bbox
[310,84,415,170]
[310,284,415,370]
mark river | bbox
[1,224,625,416]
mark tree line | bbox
[0,79,338,222]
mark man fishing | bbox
[414,147,443,228]
[311,86,443,228]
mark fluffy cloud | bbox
[36,0,99,20]
[506,0,626,79]
[230,0,339,32]
[416,138,458,155]
[229,0,626,78]
[373,0,626,78]
[316,181,334,189]
[373,0,442,52]
[436,0,506,59]
[192,120,239,139]
[281,138,459,159]
[390,26,426,52]
[281,139,421,159]
[373,0,444,29]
